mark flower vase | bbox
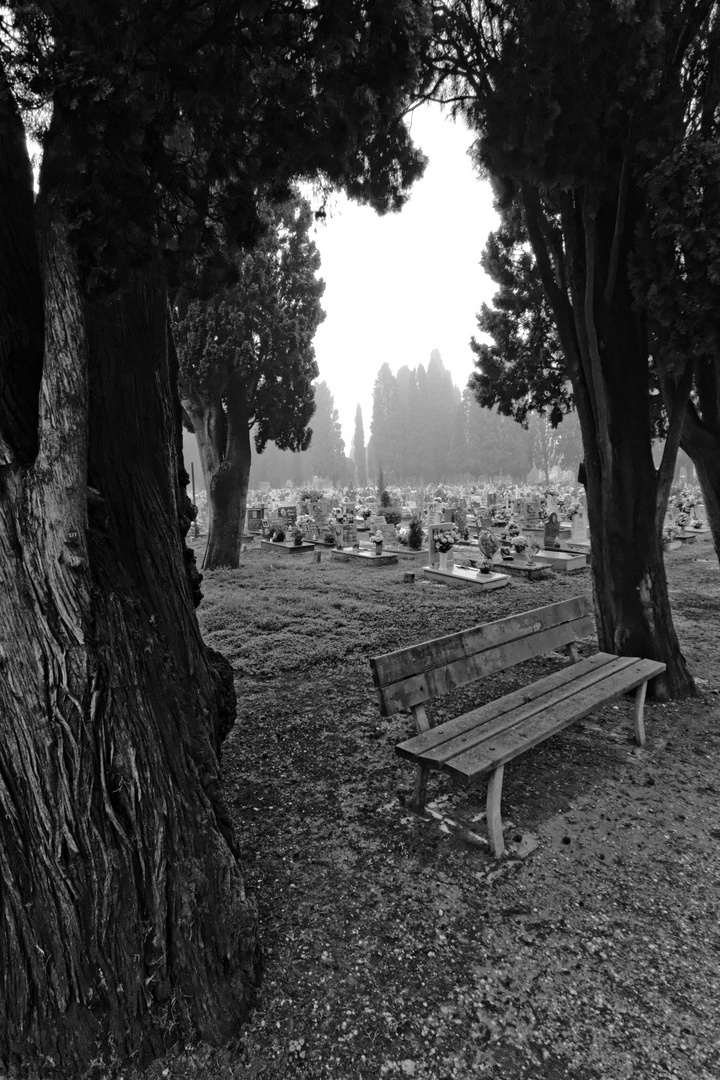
[375,542,383,556]
[438,551,448,571]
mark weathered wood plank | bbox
[395,652,616,763]
[398,653,634,768]
[370,596,592,693]
[443,658,667,781]
[376,614,595,715]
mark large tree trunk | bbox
[184,378,253,571]
[0,202,260,1074]
[522,186,694,698]
[680,401,720,563]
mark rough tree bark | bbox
[522,186,695,698]
[184,377,253,571]
[681,404,720,563]
[0,101,260,1075]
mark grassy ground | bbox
[135,537,720,1080]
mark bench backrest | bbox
[369,596,594,717]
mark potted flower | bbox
[292,526,303,547]
[371,529,384,555]
[675,512,690,531]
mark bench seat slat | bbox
[395,652,625,767]
[442,658,667,781]
[371,597,592,692]
[376,614,595,715]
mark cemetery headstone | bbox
[544,512,561,549]
[246,507,265,534]
[524,497,541,529]
[571,506,588,542]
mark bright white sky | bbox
[307,101,500,448]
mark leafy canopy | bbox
[175,192,324,454]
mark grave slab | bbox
[422,564,510,590]
[535,549,587,572]
[259,539,316,555]
[487,556,552,580]
[330,548,399,567]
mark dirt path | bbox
[144,537,720,1080]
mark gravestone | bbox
[571,507,588,542]
[341,522,358,547]
[524,498,541,529]
[381,522,397,544]
[478,528,498,563]
[279,505,297,526]
[246,507,265,534]
[544,512,561,549]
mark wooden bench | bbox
[369,596,666,856]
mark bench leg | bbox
[634,681,648,746]
[486,764,506,857]
[411,764,430,813]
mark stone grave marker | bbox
[381,522,397,545]
[571,505,588,542]
[246,507,265,534]
[524,497,541,529]
[544,512,561,549]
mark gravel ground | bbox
[136,536,720,1080]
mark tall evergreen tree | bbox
[430,0,718,695]
[353,404,367,486]
[0,2,431,1071]
[370,363,401,480]
[175,193,324,569]
[308,381,346,484]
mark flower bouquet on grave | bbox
[663,523,680,544]
[675,512,690,530]
[270,527,286,543]
[434,531,456,553]
[291,526,304,546]
[371,529,384,554]
[512,534,529,556]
